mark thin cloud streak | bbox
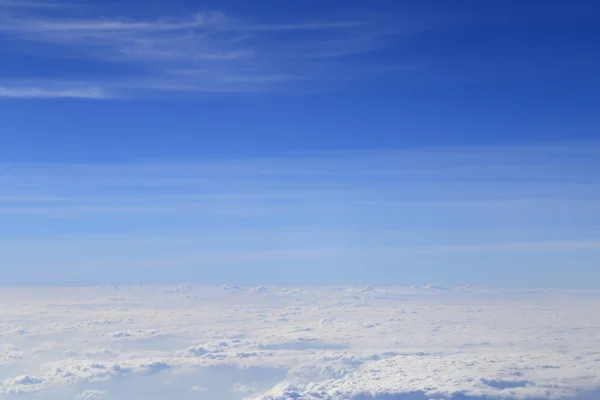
[150,239,600,261]
[10,17,366,33]
[0,86,110,99]
[11,239,600,270]
[2,141,599,185]
[0,0,67,8]
[242,21,367,32]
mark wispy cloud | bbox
[0,85,110,99]
[0,0,67,8]
[0,4,416,98]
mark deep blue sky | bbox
[1,0,599,287]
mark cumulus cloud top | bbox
[0,285,599,399]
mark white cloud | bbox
[75,390,107,400]
[221,284,246,293]
[1,375,45,395]
[0,347,24,365]
[102,329,163,340]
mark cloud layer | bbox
[1,285,600,399]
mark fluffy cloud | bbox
[1,375,45,395]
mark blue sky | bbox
[1,0,599,287]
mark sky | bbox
[1,0,600,287]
